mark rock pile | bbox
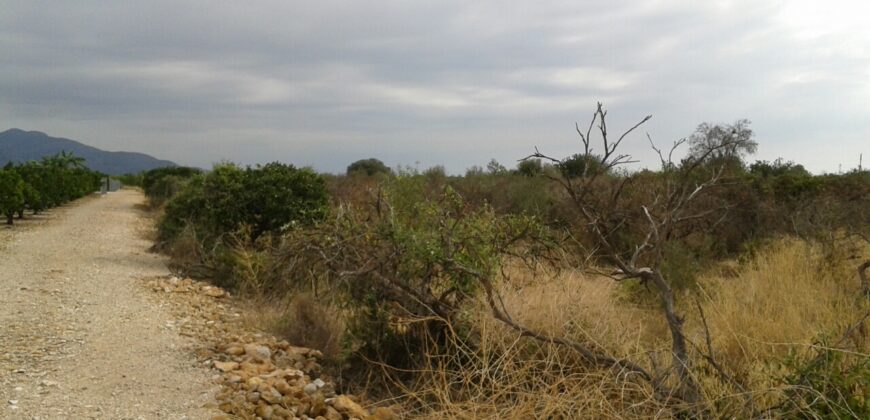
[141,276,399,420]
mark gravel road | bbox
[0,190,218,419]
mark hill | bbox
[0,128,176,175]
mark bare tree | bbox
[480,103,750,404]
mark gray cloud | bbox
[1,0,867,173]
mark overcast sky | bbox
[1,1,867,174]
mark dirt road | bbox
[0,190,218,419]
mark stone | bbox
[303,382,318,395]
[331,395,368,419]
[273,406,294,418]
[203,287,226,298]
[224,345,245,356]
[244,344,271,362]
[255,404,274,419]
[260,386,283,404]
[274,380,294,396]
[213,361,239,372]
[246,376,264,391]
[324,406,343,420]
[313,378,326,388]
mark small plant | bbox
[778,335,870,418]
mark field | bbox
[136,111,869,419]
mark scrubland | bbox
[136,109,869,418]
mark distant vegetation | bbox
[0,151,101,225]
[346,158,392,176]
[139,104,868,418]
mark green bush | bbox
[159,162,329,244]
[142,166,202,205]
[346,158,392,176]
[779,336,870,418]
[0,169,25,224]
[278,177,546,370]
[0,153,100,224]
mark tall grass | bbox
[377,237,869,418]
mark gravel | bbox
[0,191,219,419]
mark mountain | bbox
[0,129,176,175]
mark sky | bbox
[1,0,868,174]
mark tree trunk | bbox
[644,269,701,404]
[6,214,13,225]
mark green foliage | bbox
[779,336,870,418]
[559,153,605,178]
[486,158,507,174]
[0,152,100,224]
[346,158,393,176]
[159,162,329,243]
[279,177,546,369]
[243,162,329,238]
[687,119,757,164]
[516,158,543,177]
[0,169,25,224]
[142,166,202,205]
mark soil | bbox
[0,190,219,419]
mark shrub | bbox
[142,166,202,206]
[277,177,547,371]
[346,158,392,176]
[0,169,25,224]
[156,163,329,301]
[243,162,329,239]
[779,338,870,418]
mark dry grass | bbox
[387,237,869,418]
[692,237,868,400]
[229,235,867,418]
[239,293,346,363]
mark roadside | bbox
[0,190,218,419]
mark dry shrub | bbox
[164,225,208,275]
[387,268,672,418]
[392,237,869,418]
[274,294,345,362]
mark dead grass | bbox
[389,236,869,418]
[693,237,868,398]
[239,293,346,363]
[229,234,867,418]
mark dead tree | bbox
[480,103,748,404]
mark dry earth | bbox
[0,190,219,419]
[0,190,398,420]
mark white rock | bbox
[303,383,318,395]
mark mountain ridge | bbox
[0,128,177,175]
